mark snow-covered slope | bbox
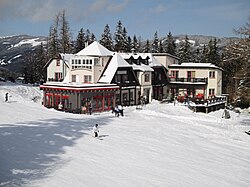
[0,83,250,187]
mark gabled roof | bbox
[43,53,73,69]
[98,53,132,83]
[60,53,74,67]
[76,41,113,56]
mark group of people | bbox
[112,104,124,117]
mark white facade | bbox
[169,63,223,99]
[46,54,73,81]
[153,53,180,69]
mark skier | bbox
[114,106,120,117]
[222,108,230,119]
[58,102,63,110]
[5,92,8,102]
[118,104,124,116]
[89,101,93,115]
[93,124,99,137]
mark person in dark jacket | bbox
[5,92,8,102]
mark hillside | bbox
[0,35,47,73]
[0,83,250,187]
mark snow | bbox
[76,41,113,56]
[0,82,250,187]
[11,38,46,48]
[169,63,223,71]
[98,53,132,83]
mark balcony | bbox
[47,78,64,82]
[170,77,207,84]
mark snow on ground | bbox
[0,83,250,187]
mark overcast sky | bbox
[0,0,249,40]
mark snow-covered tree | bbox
[132,35,139,52]
[143,40,150,53]
[151,31,159,53]
[122,27,129,52]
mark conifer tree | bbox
[74,28,85,53]
[59,10,73,54]
[114,20,124,52]
[143,40,150,53]
[178,35,192,63]
[165,32,176,55]
[48,26,59,58]
[122,27,129,52]
[48,13,60,58]
[200,44,208,63]
[159,41,164,53]
[99,24,114,51]
[132,35,139,52]
[205,39,221,66]
[23,43,47,83]
[127,36,132,53]
[151,31,159,53]
[48,10,73,56]
[194,48,201,63]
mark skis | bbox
[245,131,250,136]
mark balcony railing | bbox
[47,78,64,82]
[170,77,207,84]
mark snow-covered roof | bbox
[98,53,132,83]
[169,63,223,71]
[76,41,113,56]
[149,55,163,67]
[119,53,152,61]
[132,63,154,72]
[60,53,74,67]
[119,52,163,67]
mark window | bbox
[72,59,74,65]
[94,58,99,66]
[84,75,92,83]
[56,59,60,66]
[144,74,150,82]
[171,70,179,78]
[187,71,195,78]
[55,72,62,80]
[209,88,215,96]
[72,75,76,82]
[209,71,215,78]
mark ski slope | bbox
[0,82,250,187]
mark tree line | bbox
[23,10,249,108]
